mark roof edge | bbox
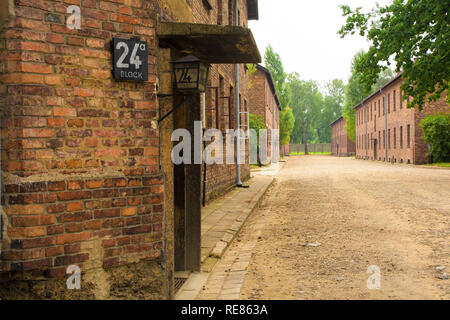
[256,64,282,110]
[353,72,403,110]
[329,116,344,127]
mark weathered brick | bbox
[57,191,91,201]
[56,232,92,245]
[5,204,45,215]
[54,253,89,266]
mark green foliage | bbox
[343,51,372,142]
[264,45,292,110]
[249,113,266,134]
[280,107,295,146]
[288,74,323,147]
[249,113,267,167]
[342,51,395,142]
[339,0,450,110]
[317,79,345,143]
[247,64,257,89]
[419,113,450,163]
[264,45,294,146]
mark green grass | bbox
[425,162,450,168]
[290,152,332,156]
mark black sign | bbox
[113,38,148,81]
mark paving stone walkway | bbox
[196,216,267,300]
[175,161,285,300]
[196,162,285,300]
[200,174,274,267]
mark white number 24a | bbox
[116,42,143,69]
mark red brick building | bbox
[330,116,355,157]
[354,74,449,164]
[248,64,281,162]
[0,0,260,299]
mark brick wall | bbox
[355,76,448,164]
[190,0,251,201]
[249,68,280,162]
[331,117,355,156]
[0,0,258,298]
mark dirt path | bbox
[238,156,450,300]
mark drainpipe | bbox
[272,104,275,163]
[364,103,368,159]
[201,92,207,207]
[234,0,242,186]
[381,88,388,161]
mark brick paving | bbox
[194,162,284,300]
[175,161,284,300]
[200,175,274,266]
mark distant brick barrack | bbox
[331,74,449,163]
[353,74,449,164]
[330,117,355,157]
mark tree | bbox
[420,113,450,163]
[249,113,267,166]
[317,79,345,143]
[247,64,257,89]
[264,45,291,109]
[279,107,295,147]
[264,45,294,148]
[342,51,395,142]
[288,74,323,154]
[339,0,450,110]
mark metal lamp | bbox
[172,55,209,93]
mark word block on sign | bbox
[113,38,148,81]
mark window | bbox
[400,90,403,109]
[219,75,224,130]
[217,0,223,25]
[370,104,373,121]
[379,131,381,150]
[202,0,213,11]
[229,85,234,129]
[383,130,386,149]
[400,126,403,148]
[393,90,396,111]
[394,128,397,149]
[228,0,234,25]
[388,93,391,113]
[378,100,381,117]
[407,124,411,148]
[383,97,386,115]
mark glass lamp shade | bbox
[172,55,209,93]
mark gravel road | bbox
[239,156,450,300]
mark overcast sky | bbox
[248,0,391,85]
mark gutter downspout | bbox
[234,0,242,186]
[364,104,368,159]
[381,88,388,161]
[201,92,207,207]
